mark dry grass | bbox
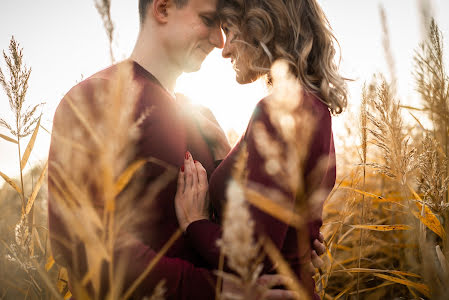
[0,5,448,300]
[94,0,115,63]
[316,17,448,300]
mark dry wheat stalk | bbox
[379,6,397,92]
[94,0,115,63]
[0,36,43,261]
[0,36,52,299]
[48,63,176,299]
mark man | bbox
[48,0,305,299]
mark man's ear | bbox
[152,0,172,24]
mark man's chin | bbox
[183,62,203,73]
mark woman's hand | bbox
[175,151,209,231]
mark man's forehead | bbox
[189,0,219,14]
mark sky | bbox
[0,0,448,180]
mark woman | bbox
[175,0,347,298]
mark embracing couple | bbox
[48,0,347,299]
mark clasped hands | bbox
[174,152,326,299]
[174,151,209,231]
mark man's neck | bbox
[130,30,181,94]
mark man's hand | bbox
[194,106,231,160]
[306,232,326,272]
[222,274,299,300]
[176,94,230,160]
[174,151,209,231]
[311,232,326,268]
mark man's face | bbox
[166,0,224,73]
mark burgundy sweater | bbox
[48,60,218,299]
[186,92,336,300]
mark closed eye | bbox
[201,16,215,27]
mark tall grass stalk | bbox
[48,62,178,299]
[414,19,449,203]
[0,36,50,299]
[94,0,115,63]
[355,85,368,299]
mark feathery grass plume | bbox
[417,135,449,214]
[379,5,397,92]
[366,78,417,185]
[217,179,264,299]
[417,0,433,38]
[414,19,449,199]
[250,60,316,231]
[312,7,449,299]
[145,280,166,300]
[0,37,42,140]
[412,19,449,299]
[264,60,313,197]
[0,37,50,298]
[258,60,327,295]
[228,60,322,298]
[48,62,175,299]
[0,36,43,212]
[318,76,427,298]
[94,0,115,63]
[413,136,449,299]
[216,146,264,300]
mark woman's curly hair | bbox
[219,0,348,114]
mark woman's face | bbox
[221,25,260,84]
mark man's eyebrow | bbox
[200,11,219,18]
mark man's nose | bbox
[222,33,232,58]
[222,38,231,58]
[210,25,224,49]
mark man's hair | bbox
[139,0,189,24]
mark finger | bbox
[177,166,185,194]
[187,152,198,190]
[318,232,325,243]
[258,274,293,289]
[184,151,193,190]
[263,290,300,300]
[194,160,208,190]
[305,261,316,274]
[311,250,324,269]
[313,239,326,256]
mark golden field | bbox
[0,2,448,299]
